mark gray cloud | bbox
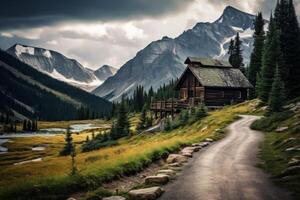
[0,0,193,30]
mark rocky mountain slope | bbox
[93,6,256,101]
[6,44,110,91]
[94,65,117,81]
[0,49,111,121]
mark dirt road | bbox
[159,115,290,200]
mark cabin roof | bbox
[188,66,252,88]
[176,57,253,89]
[184,57,232,68]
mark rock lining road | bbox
[159,115,291,200]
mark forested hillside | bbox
[0,50,112,121]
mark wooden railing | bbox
[150,98,203,112]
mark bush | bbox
[82,140,117,152]
[86,188,112,200]
[250,111,292,131]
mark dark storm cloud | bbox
[0,0,194,30]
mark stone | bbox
[67,198,77,200]
[275,127,289,132]
[103,196,126,200]
[200,126,208,132]
[167,162,181,167]
[205,138,214,142]
[199,142,210,147]
[285,145,300,152]
[182,152,193,158]
[157,169,175,176]
[145,174,169,185]
[288,158,300,167]
[128,187,163,200]
[166,154,188,164]
[279,166,300,177]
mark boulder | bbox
[205,138,214,142]
[157,169,175,176]
[199,142,210,147]
[279,166,300,177]
[145,174,169,185]
[128,187,163,200]
[276,127,289,132]
[166,154,188,164]
[285,145,300,152]
[181,152,193,158]
[288,158,300,167]
[103,196,126,200]
[67,198,77,200]
[167,162,181,167]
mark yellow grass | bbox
[0,100,258,192]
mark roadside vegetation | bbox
[251,100,300,199]
[0,100,259,200]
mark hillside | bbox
[92,6,256,101]
[0,49,112,121]
[0,100,259,200]
[6,44,105,91]
[251,99,300,199]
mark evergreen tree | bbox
[70,144,77,176]
[248,12,265,98]
[230,33,244,71]
[60,127,74,156]
[255,72,262,98]
[228,39,235,66]
[260,14,283,103]
[274,0,300,98]
[268,66,285,113]
[112,99,130,139]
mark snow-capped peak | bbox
[15,44,35,57]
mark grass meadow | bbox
[0,100,258,199]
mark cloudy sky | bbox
[0,0,299,69]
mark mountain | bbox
[92,6,256,101]
[6,44,103,91]
[0,49,112,121]
[94,65,117,81]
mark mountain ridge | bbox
[92,6,256,101]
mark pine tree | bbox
[274,0,300,98]
[260,14,283,103]
[255,73,262,98]
[60,127,74,156]
[248,12,265,98]
[268,66,285,113]
[112,99,130,139]
[228,39,235,66]
[230,33,244,71]
[70,144,77,176]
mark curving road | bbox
[159,115,291,200]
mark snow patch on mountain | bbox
[42,50,52,58]
[15,44,34,56]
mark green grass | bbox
[252,108,300,199]
[0,100,259,200]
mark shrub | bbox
[250,111,292,131]
[86,188,112,200]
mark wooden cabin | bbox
[175,57,253,107]
[151,57,253,117]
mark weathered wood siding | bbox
[205,88,247,106]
